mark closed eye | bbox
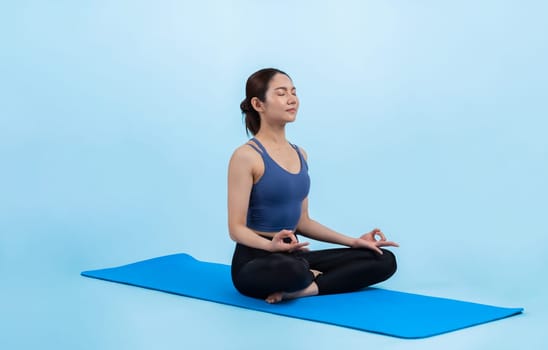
[275,87,297,96]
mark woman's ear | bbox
[251,97,264,113]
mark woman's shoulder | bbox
[293,144,308,161]
[230,141,262,165]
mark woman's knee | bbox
[379,249,397,278]
[270,254,311,278]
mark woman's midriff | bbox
[253,229,277,240]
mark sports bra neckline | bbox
[249,137,304,176]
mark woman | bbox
[228,68,398,304]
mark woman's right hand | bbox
[270,230,309,253]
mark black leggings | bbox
[231,240,397,299]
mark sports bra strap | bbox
[290,143,305,160]
[246,142,262,154]
[249,138,305,162]
[250,138,267,153]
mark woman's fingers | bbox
[277,241,308,253]
[376,240,399,248]
[354,239,384,254]
[361,228,387,242]
[277,229,295,239]
[275,230,296,243]
[371,228,387,241]
[289,241,309,252]
[277,229,293,236]
[369,244,383,255]
[272,230,309,252]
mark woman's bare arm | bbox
[295,147,398,253]
[227,146,272,250]
[296,197,355,246]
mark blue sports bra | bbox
[246,138,310,232]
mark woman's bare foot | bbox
[265,270,322,304]
[265,292,284,304]
[310,269,322,279]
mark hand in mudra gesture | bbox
[352,228,399,255]
[270,230,310,253]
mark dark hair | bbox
[240,68,291,135]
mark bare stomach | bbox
[252,229,277,239]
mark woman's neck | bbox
[255,127,287,146]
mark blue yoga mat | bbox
[81,253,523,338]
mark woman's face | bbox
[260,73,299,123]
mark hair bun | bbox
[240,99,251,113]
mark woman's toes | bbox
[265,292,284,304]
[310,269,323,279]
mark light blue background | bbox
[1,1,547,349]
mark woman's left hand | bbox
[351,228,399,254]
